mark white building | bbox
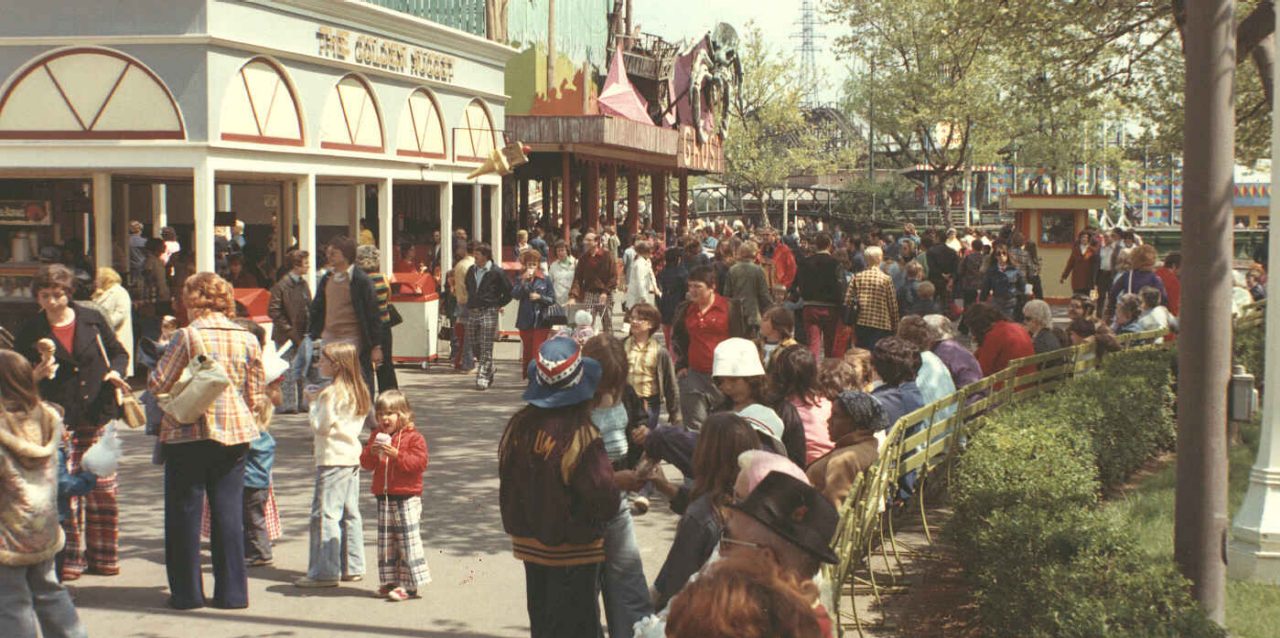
[0,0,514,309]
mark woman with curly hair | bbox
[1106,244,1167,322]
[963,302,1035,376]
[149,272,266,609]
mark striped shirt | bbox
[368,271,392,325]
[149,315,265,446]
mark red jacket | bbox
[1155,267,1180,316]
[360,426,428,497]
[976,321,1036,377]
[772,242,797,288]
[1060,245,1098,292]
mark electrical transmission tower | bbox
[792,0,823,107]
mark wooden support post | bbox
[606,164,618,227]
[652,172,667,233]
[561,154,574,246]
[587,162,601,232]
[519,178,530,231]
[678,171,689,233]
[626,169,640,239]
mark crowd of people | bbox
[1,210,1254,638]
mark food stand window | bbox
[1039,211,1076,245]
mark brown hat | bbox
[729,471,839,564]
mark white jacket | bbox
[94,284,134,376]
[625,255,658,309]
[309,390,366,466]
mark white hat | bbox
[712,338,765,377]
[736,404,785,444]
[574,309,593,327]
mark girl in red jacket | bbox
[360,390,430,602]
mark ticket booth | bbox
[1003,194,1108,303]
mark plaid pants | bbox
[62,429,119,577]
[376,496,431,590]
[464,307,499,384]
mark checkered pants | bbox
[62,429,119,577]
[464,307,499,384]
[377,496,431,590]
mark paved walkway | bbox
[75,341,678,638]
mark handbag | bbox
[387,304,404,328]
[159,327,232,424]
[841,278,860,326]
[94,333,145,429]
[437,314,453,342]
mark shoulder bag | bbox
[94,332,145,429]
[159,327,232,424]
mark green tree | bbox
[723,25,834,224]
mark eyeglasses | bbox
[719,534,767,552]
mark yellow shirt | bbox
[626,337,660,398]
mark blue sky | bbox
[630,0,847,103]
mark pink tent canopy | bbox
[598,45,651,124]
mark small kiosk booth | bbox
[1002,194,1109,303]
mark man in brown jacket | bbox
[267,249,312,413]
[569,232,618,333]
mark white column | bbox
[471,182,482,244]
[151,183,167,232]
[298,174,317,291]
[378,178,394,276]
[439,180,454,275]
[91,173,112,269]
[489,183,503,260]
[1228,4,1280,582]
[194,162,216,272]
[216,183,231,212]
[352,184,365,238]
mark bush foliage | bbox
[951,347,1223,638]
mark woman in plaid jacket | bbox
[149,272,266,610]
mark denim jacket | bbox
[512,272,556,330]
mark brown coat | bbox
[1060,245,1098,292]
[806,430,879,508]
[570,249,617,299]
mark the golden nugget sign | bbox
[316,26,455,84]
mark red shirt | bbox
[772,242,797,288]
[51,320,75,354]
[685,295,730,374]
[359,426,429,497]
[1155,267,1181,316]
[975,321,1036,376]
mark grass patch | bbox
[1107,418,1280,638]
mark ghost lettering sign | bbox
[0,201,50,226]
[677,126,725,173]
[316,26,455,84]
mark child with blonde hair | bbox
[297,341,370,588]
[359,390,430,601]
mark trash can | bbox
[389,272,440,365]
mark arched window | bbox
[320,74,384,152]
[220,57,304,146]
[0,47,184,140]
[396,88,446,159]
[454,99,496,162]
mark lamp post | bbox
[1228,1,1280,583]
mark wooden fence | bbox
[824,326,1171,636]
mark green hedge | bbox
[951,347,1223,638]
[1234,319,1264,387]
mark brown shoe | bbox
[87,566,120,576]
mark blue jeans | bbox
[280,336,316,413]
[601,496,652,638]
[0,559,86,638]
[307,466,365,581]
